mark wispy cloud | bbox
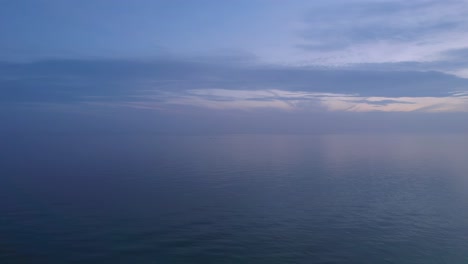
[2,58,468,112]
[150,88,468,113]
[290,0,468,77]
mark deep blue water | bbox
[1,134,468,263]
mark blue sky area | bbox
[2,0,468,134]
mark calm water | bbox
[1,134,468,263]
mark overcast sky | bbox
[2,0,468,134]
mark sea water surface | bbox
[1,134,468,263]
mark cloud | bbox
[2,57,468,112]
[291,0,468,77]
[320,94,468,112]
[300,0,467,48]
[151,88,468,113]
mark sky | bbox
[2,0,468,134]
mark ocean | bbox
[1,134,468,263]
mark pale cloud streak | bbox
[320,94,468,112]
[138,88,468,113]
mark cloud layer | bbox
[2,58,468,112]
